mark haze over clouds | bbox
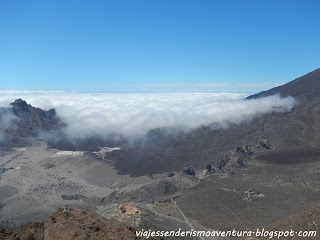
[0,92,296,140]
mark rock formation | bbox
[218,144,254,171]
[11,99,62,132]
[0,207,142,240]
[0,99,63,149]
[182,166,195,175]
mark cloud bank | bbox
[0,91,296,140]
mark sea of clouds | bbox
[0,91,296,140]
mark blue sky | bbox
[0,0,319,92]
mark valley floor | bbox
[0,140,319,240]
[0,140,157,229]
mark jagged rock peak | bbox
[11,98,28,106]
[9,99,62,131]
[11,99,56,115]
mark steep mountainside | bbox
[246,68,320,99]
[110,68,320,176]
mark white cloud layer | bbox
[0,91,296,139]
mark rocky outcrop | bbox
[199,164,215,179]
[218,144,254,171]
[182,166,195,175]
[257,139,273,150]
[205,164,213,173]
[0,207,141,240]
[0,99,63,149]
[11,99,62,133]
[218,139,273,171]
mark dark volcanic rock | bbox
[0,99,63,149]
[183,166,195,175]
[11,99,62,132]
[218,144,253,171]
[257,139,273,149]
[205,164,213,172]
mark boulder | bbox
[183,166,195,175]
[257,139,273,149]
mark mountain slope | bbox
[111,68,320,176]
[246,68,320,99]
